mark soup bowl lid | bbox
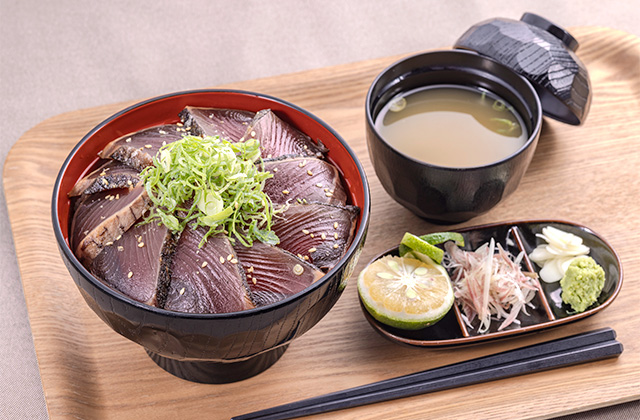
[454,13,591,126]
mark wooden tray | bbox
[5,27,640,420]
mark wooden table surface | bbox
[4,26,640,419]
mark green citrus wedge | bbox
[357,255,454,330]
[398,232,465,264]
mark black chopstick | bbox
[231,328,622,420]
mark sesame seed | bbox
[100,171,107,176]
[127,271,133,278]
[230,258,238,264]
[137,236,142,242]
[177,122,183,127]
[117,246,124,252]
[334,233,339,239]
[247,266,254,273]
[333,243,339,249]
[227,254,233,261]
[144,144,152,149]
[302,229,310,235]
[273,168,278,172]
[321,233,326,240]
[252,278,257,284]
[282,190,290,195]
[102,179,109,186]
[219,256,225,264]
[125,137,132,143]
[325,192,333,197]
[309,247,317,253]
[298,161,307,168]
[250,131,256,137]
[316,183,323,188]
[159,130,167,135]
[201,261,208,268]
[310,233,315,238]
[138,242,145,248]
[307,170,313,176]
[179,287,185,295]
[334,222,339,229]
[105,241,113,246]
[303,255,309,261]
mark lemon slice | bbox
[358,255,454,330]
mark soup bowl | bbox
[366,50,542,223]
[52,89,370,383]
[365,13,590,224]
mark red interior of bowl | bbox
[55,90,367,245]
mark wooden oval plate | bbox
[360,220,623,347]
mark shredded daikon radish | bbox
[444,240,539,333]
[528,226,589,283]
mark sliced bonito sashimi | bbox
[164,228,255,314]
[234,241,324,306]
[243,109,328,159]
[98,124,184,171]
[68,160,140,197]
[272,203,359,271]
[179,106,255,142]
[70,185,152,263]
[90,221,176,306]
[262,157,347,205]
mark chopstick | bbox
[231,328,622,420]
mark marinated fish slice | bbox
[71,186,152,263]
[98,124,184,171]
[178,106,255,142]
[234,241,324,306]
[68,160,140,197]
[90,221,174,306]
[272,203,359,271]
[262,157,347,205]
[164,229,255,314]
[242,109,328,159]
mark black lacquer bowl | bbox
[366,50,543,223]
[366,13,591,223]
[52,89,370,383]
[360,220,622,347]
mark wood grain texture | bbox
[4,27,640,420]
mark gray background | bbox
[1,1,639,418]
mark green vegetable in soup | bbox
[140,135,281,247]
[560,256,605,313]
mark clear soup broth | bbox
[375,85,528,168]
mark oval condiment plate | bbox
[360,220,622,347]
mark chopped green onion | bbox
[140,135,281,247]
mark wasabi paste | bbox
[560,256,605,313]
